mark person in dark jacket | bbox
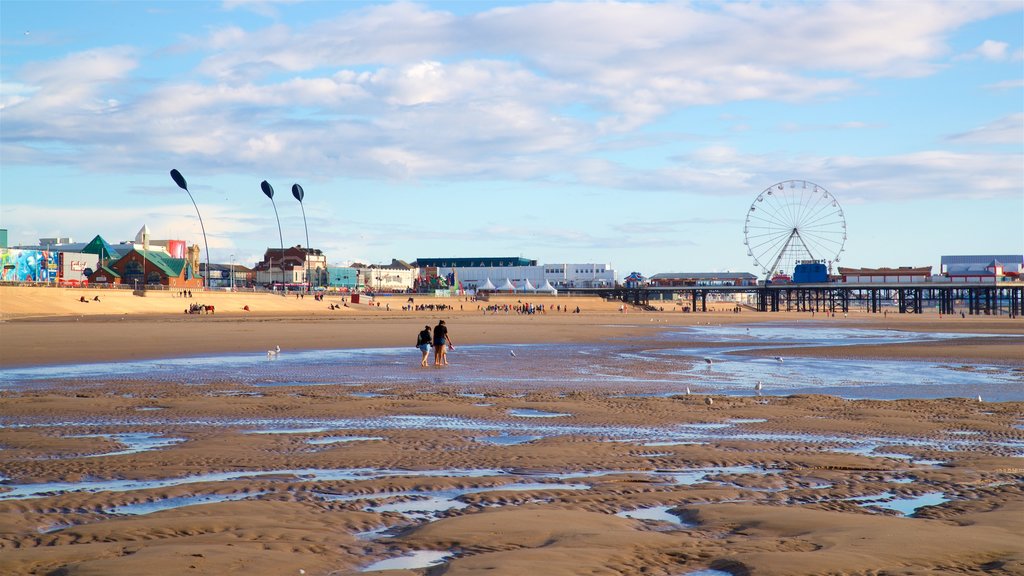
[416,325,432,367]
[433,320,454,367]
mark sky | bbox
[1,0,1022,278]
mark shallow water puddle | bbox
[370,495,469,515]
[681,570,734,576]
[0,468,507,500]
[350,392,388,398]
[108,491,269,515]
[476,434,544,445]
[507,408,571,418]
[846,491,949,515]
[307,436,384,445]
[361,550,451,571]
[325,482,591,517]
[616,505,693,526]
[70,432,185,458]
[663,466,773,485]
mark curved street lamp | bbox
[261,180,285,290]
[170,169,210,289]
[291,183,311,292]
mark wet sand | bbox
[1,287,1022,575]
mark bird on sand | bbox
[704,397,714,406]
[976,395,983,403]
[685,386,691,396]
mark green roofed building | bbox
[89,247,203,289]
[80,235,121,261]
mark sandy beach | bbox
[1,286,1022,575]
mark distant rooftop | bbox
[415,257,537,268]
[940,255,1022,273]
[649,272,758,280]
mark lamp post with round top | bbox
[261,181,285,291]
[292,183,311,293]
[170,169,210,289]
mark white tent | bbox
[496,278,516,292]
[520,279,536,292]
[537,279,558,294]
[478,278,496,291]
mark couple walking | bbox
[417,320,454,367]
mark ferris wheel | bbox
[743,180,846,279]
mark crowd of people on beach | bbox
[480,302,579,314]
[405,303,456,312]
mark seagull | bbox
[704,397,714,406]
[509,349,517,357]
[976,395,983,403]
[267,345,280,359]
[703,357,713,365]
[755,381,763,396]
[685,386,691,396]
[774,356,784,363]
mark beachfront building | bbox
[414,257,617,292]
[837,266,933,284]
[88,246,202,289]
[123,225,189,259]
[940,255,1022,282]
[648,272,759,287]
[201,263,254,289]
[326,267,360,291]
[0,248,59,283]
[4,235,122,284]
[254,246,328,289]
[358,260,417,292]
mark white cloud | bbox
[947,113,1024,145]
[984,79,1024,90]
[975,39,1010,60]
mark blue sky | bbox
[1,0,1021,277]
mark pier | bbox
[570,282,1024,317]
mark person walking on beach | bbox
[433,320,453,367]
[416,325,432,367]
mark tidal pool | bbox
[616,505,692,526]
[507,408,571,418]
[69,432,185,458]
[307,436,384,445]
[108,491,268,515]
[476,434,544,445]
[845,491,950,515]
[361,550,451,571]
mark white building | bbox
[359,259,417,292]
[440,262,617,291]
